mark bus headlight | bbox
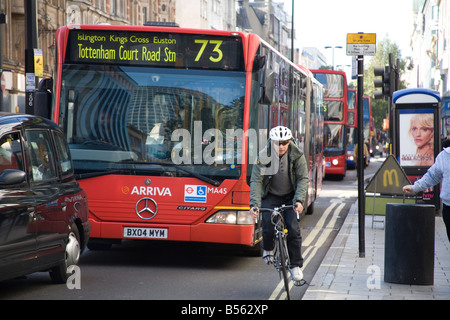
[206,210,254,225]
[332,159,339,166]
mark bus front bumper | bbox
[88,219,257,246]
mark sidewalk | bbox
[303,200,450,300]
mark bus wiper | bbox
[74,169,126,180]
[122,161,221,186]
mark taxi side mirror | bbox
[0,169,26,185]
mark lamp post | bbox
[324,45,342,70]
[337,64,351,80]
[290,0,294,62]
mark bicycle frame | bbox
[259,205,292,300]
[272,208,291,300]
[255,204,307,300]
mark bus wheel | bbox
[87,239,113,251]
[243,242,263,257]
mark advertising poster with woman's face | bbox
[399,111,435,167]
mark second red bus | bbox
[311,70,348,179]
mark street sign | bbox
[33,49,43,77]
[25,73,35,92]
[346,33,376,56]
[351,56,357,79]
[365,155,411,195]
[1,73,5,92]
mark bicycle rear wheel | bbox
[276,232,290,300]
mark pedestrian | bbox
[249,126,308,281]
[402,139,450,242]
[353,141,369,169]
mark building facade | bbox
[406,0,450,96]
[0,0,154,113]
[175,0,236,31]
[0,0,292,113]
[300,47,327,70]
[236,0,292,60]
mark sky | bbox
[281,0,414,69]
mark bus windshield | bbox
[312,73,344,98]
[324,100,344,121]
[324,123,345,154]
[58,64,246,181]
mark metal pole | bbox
[389,54,395,156]
[24,0,38,115]
[357,54,365,258]
[291,0,294,62]
[332,47,335,70]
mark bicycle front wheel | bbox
[277,232,290,300]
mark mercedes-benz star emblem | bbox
[135,197,158,220]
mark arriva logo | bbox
[131,186,172,196]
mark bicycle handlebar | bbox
[255,204,300,223]
[252,204,296,223]
[257,205,295,212]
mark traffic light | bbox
[374,65,392,99]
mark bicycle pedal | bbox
[263,256,274,264]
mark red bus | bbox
[346,88,357,169]
[297,65,325,214]
[36,24,324,252]
[311,70,348,179]
[363,96,375,157]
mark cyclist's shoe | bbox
[291,266,303,281]
[262,250,274,264]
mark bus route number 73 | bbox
[194,39,223,63]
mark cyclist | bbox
[249,126,308,281]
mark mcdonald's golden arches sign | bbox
[365,155,411,195]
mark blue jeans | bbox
[261,193,304,268]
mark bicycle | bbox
[254,205,307,300]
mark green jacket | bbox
[249,140,309,208]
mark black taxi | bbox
[0,113,90,283]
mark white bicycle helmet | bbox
[269,126,292,141]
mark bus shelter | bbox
[441,91,450,140]
[393,88,441,210]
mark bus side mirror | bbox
[258,71,274,105]
[253,55,266,71]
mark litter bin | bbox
[384,203,435,285]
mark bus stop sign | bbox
[346,33,376,56]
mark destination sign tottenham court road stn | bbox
[346,33,376,56]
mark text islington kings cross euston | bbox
[76,34,177,62]
[68,29,246,71]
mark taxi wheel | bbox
[50,224,81,284]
